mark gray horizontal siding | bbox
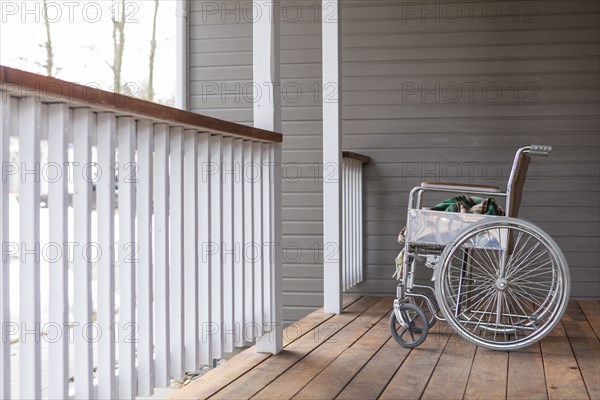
[341,0,600,300]
[189,0,324,324]
[188,0,600,324]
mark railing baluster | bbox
[222,137,234,354]
[350,161,356,288]
[233,139,245,347]
[348,159,353,290]
[342,159,348,291]
[18,98,42,399]
[96,112,116,400]
[341,156,368,291]
[136,120,154,396]
[347,161,351,289]
[197,132,212,365]
[252,142,264,335]
[0,93,11,400]
[243,141,255,342]
[352,161,356,288]
[118,116,137,400]
[183,129,198,371]
[210,135,223,360]
[73,108,94,399]
[358,161,364,283]
[154,123,170,388]
[356,162,361,285]
[169,127,185,378]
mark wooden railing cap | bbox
[0,65,283,143]
[342,151,371,164]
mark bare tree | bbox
[111,0,126,93]
[147,0,160,101]
[42,0,56,77]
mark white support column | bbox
[257,143,283,354]
[0,93,10,400]
[253,0,283,354]
[176,0,188,110]
[0,94,10,399]
[253,0,281,133]
[322,0,343,313]
[261,143,272,335]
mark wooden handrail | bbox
[342,151,371,164]
[0,66,282,143]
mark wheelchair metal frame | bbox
[390,145,570,351]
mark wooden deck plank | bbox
[578,300,600,341]
[171,348,271,400]
[171,295,364,400]
[283,295,363,346]
[379,325,452,400]
[208,296,381,400]
[252,297,393,400]
[336,337,411,400]
[172,296,597,400]
[563,302,600,399]
[541,321,590,400]
[420,332,478,400]
[507,342,548,400]
[291,303,394,399]
[464,347,508,400]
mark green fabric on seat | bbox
[430,194,505,216]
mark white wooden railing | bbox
[0,66,282,400]
[341,152,370,291]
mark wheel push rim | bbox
[436,220,570,350]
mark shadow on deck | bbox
[170,295,600,400]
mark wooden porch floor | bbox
[171,295,600,400]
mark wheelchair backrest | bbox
[506,149,532,218]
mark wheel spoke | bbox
[506,244,548,279]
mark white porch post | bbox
[323,0,343,314]
[253,0,283,354]
[0,95,10,400]
[175,0,188,110]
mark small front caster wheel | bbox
[389,302,429,348]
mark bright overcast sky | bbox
[0,0,177,103]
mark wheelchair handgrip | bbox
[529,144,552,156]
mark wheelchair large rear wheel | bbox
[434,218,570,351]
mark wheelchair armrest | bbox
[421,182,502,193]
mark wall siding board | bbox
[189,0,600,324]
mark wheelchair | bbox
[390,145,570,351]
